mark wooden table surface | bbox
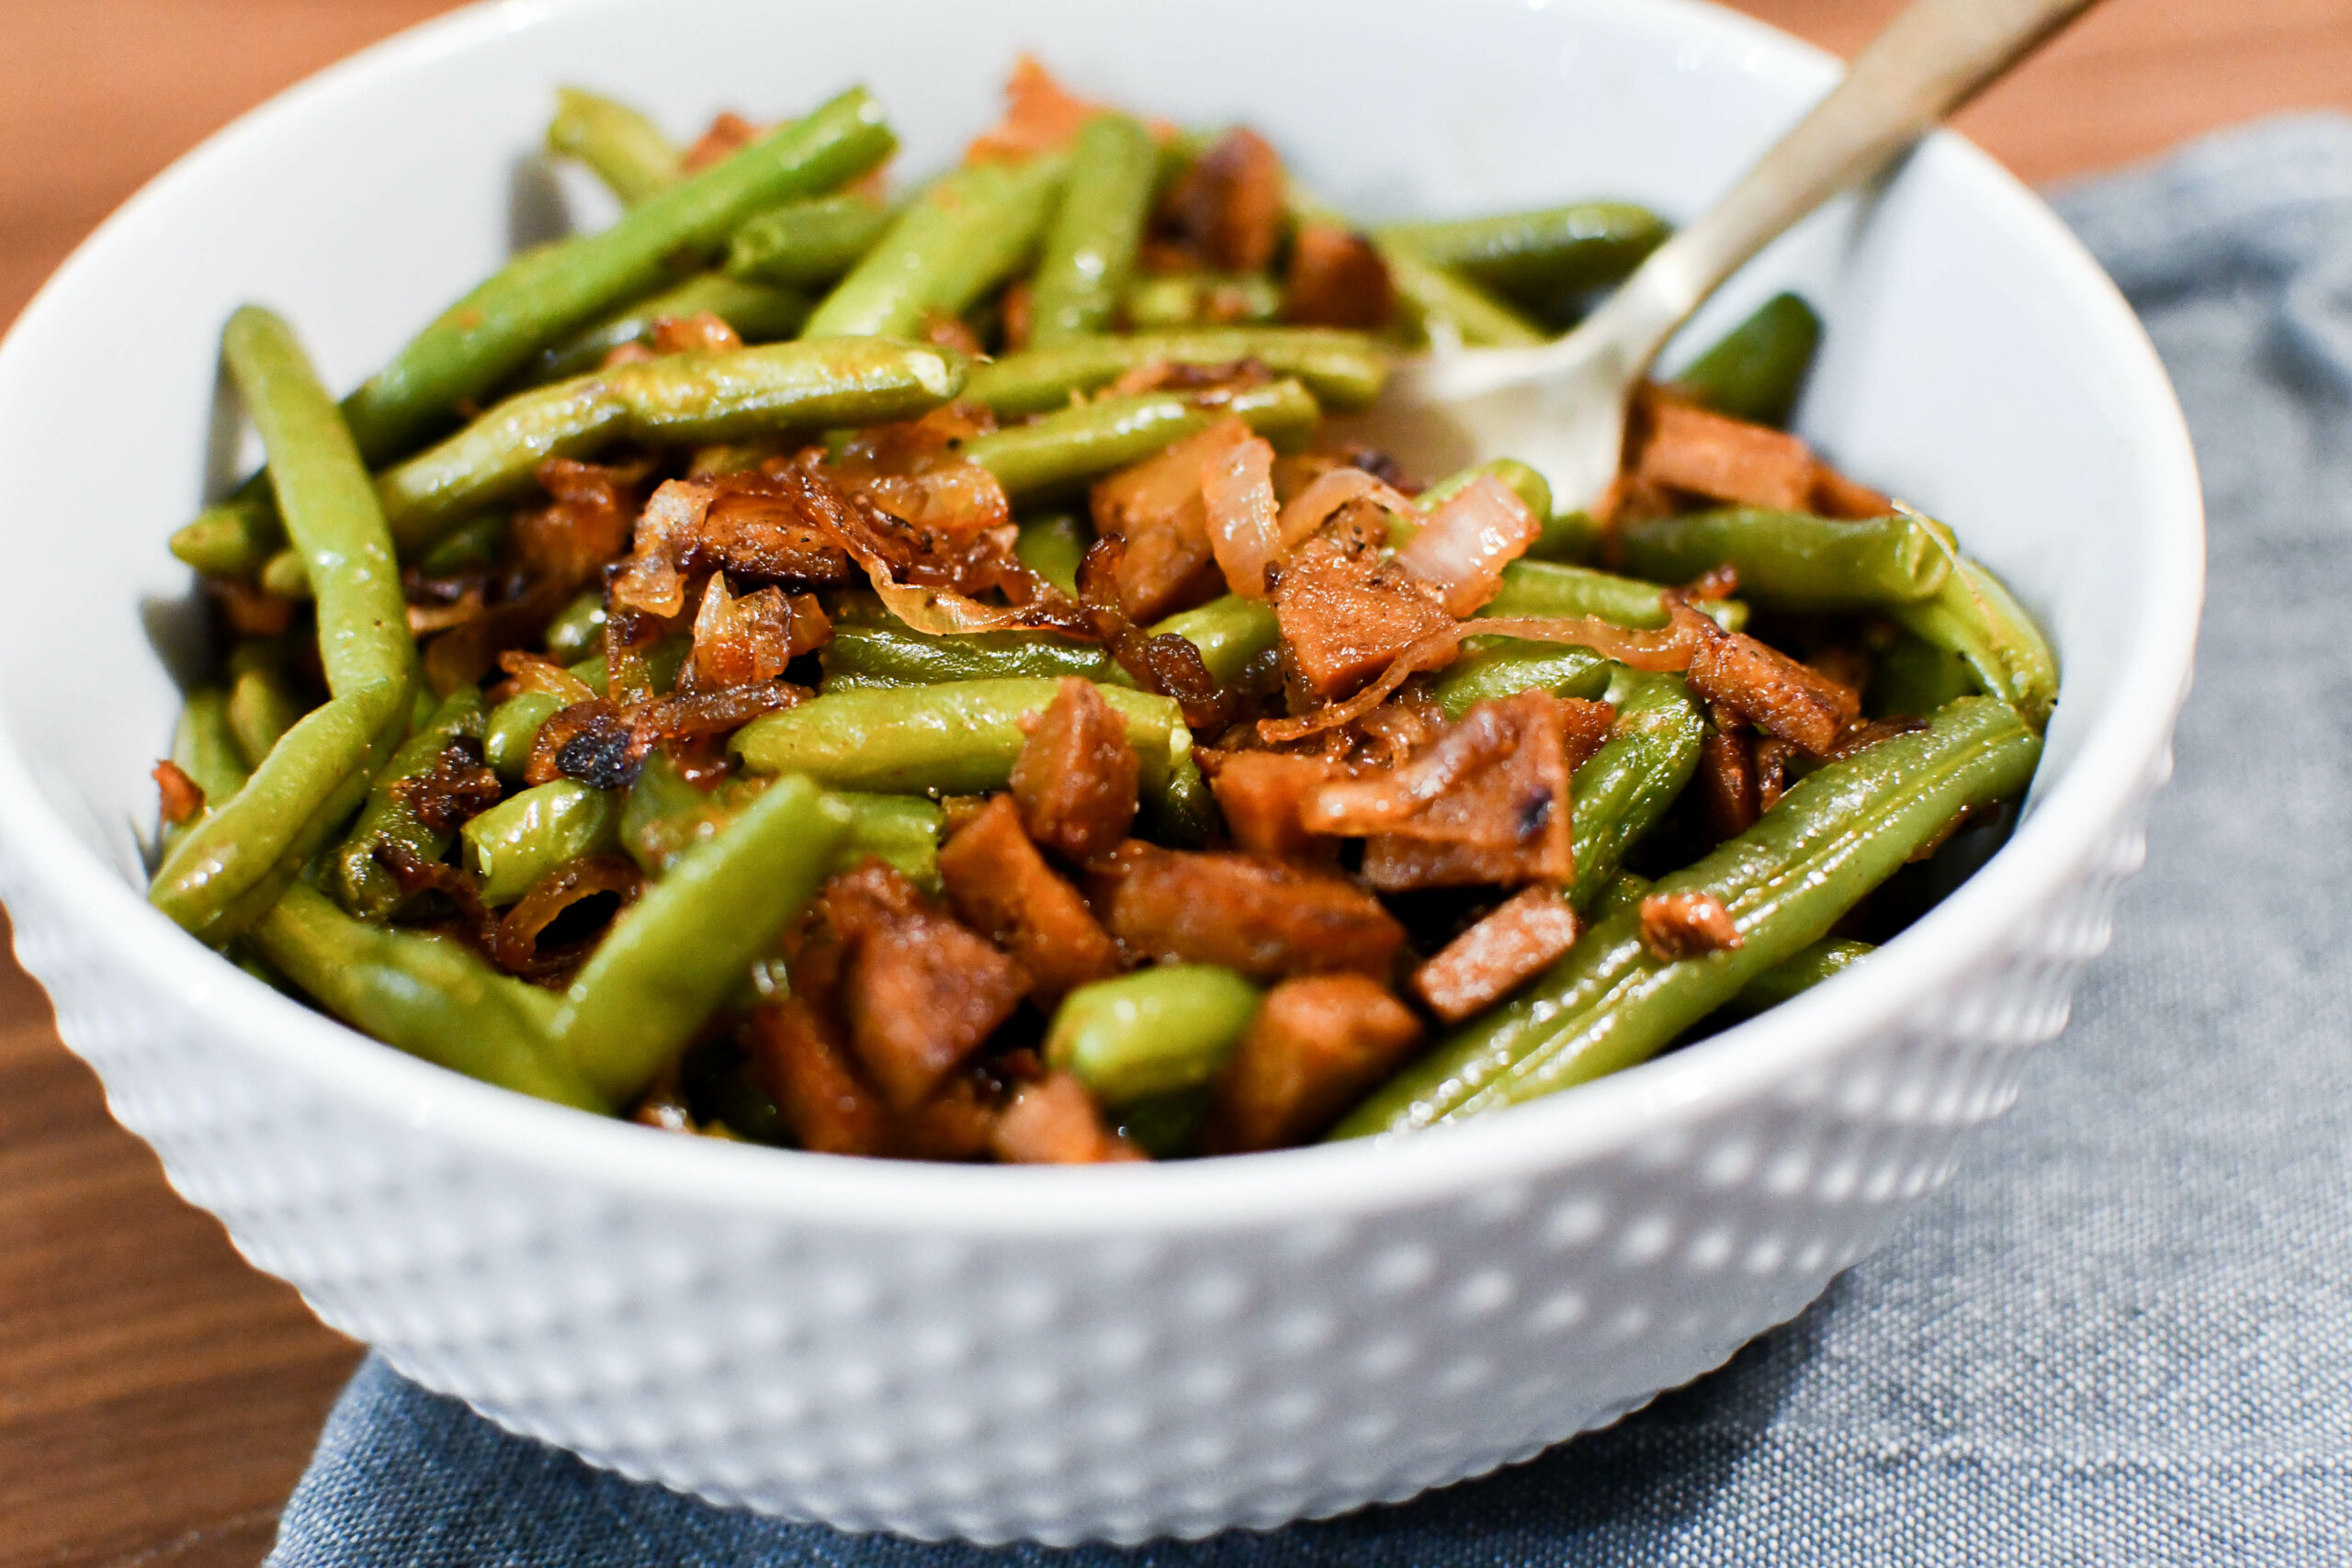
[4,2,2346,1562]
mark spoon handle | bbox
[1599,0,2101,366]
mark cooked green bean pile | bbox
[150,61,2053,1162]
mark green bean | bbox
[1046,966,1263,1107]
[1671,292,1823,429]
[331,689,487,919]
[1377,203,1669,318]
[547,86,684,208]
[1429,641,1612,721]
[1122,272,1285,330]
[524,273,814,385]
[377,337,964,550]
[1871,629,1979,719]
[1892,553,2059,732]
[415,513,508,575]
[149,679,403,942]
[1528,510,1604,565]
[964,328,1388,416]
[170,688,250,807]
[830,791,945,892]
[485,692,564,782]
[551,773,852,1105]
[1013,513,1087,597]
[461,779,622,906]
[803,154,1069,338]
[257,547,311,600]
[226,663,303,770]
[1331,696,2039,1136]
[732,679,1187,795]
[1145,747,1216,849]
[725,192,894,288]
[345,86,895,464]
[1028,113,1159,345]
[542,589,608,663]
[1565,674,1707,912]
[171,489,280,579]
[618,749,732,874]
[1616,509,1953,609]
[1378,243,1545,348]
[1724,938,1872,1019]
[1482,559,1747,633]
[820,621,1119,689]
[1151,594,1281,685]
[248,883,604,1111]
[222,307,416,703]
[964,379,1319,501]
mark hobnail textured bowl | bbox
[0,0,2200,1544]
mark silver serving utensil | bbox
[1359,0,2103,506]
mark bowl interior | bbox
[0,0,2199,1200]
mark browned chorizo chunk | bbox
[990,1072,1146,1164]
[938,794,1121,1004]
[1096,842,1405,980]
[1408,886,1582,1024]
[746,999,893,1157]
[1090,423,1244,621]
[691,468,856,585]
[1204,975,1423,1152]
[1162,128,1286,274]
[1306,693,1612,892]
[1204,750,1342,862]
[1639,889,1744,961]
[1633,395,1817,511]
[1009,678,1139,864]
[1686,631,1860,757]
[1284,222,1394,330]
[1698,729,1758,841]
[1272,535,1457,702]
[842,904,1026,1111]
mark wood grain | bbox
[0,2,2345,1562]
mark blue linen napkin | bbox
[265,115,2352,1567]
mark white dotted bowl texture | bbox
[0,0,2200,1545]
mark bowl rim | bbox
[0,0,2204,1238]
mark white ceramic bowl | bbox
[0,0,2200,1544]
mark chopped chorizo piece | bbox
[1097,841,1405,980]
[1307,694,1613,892]
[1203,750,1341,861]
[1091,421,1250,621]
[1272,533,1457,701]
[1203,975,1423,1153]
[1009,677,1140,864]
[1810,461,1894,519]
[967,54,1102,163]
[392,741,503,832]
[938,795,1121,1004]
[991,1073,1145,1164]
[1634,395,1817,512]
[1391,475,1544,615]
[896,1073,1001,1162]
[681,110,763,173]
[1283,221,1394,330]
[1698,730,1758,840]
[1639,890,1744,961]
[687,573,828,691]
[1408,886,1582,1024]
[651,310,742,355]
[692,468,856,585]
[841,893,1027,1111]
[1162,128,1285,274]
[153,761,203,826]
[747,999,893,1157]
[1686,630,1861,757]
[1753,737,1800,813]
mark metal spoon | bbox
[1362,0,2104,507]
